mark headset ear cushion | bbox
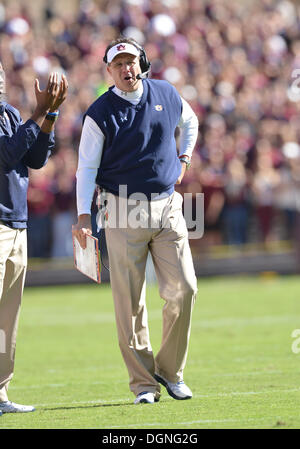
[139,49,151,73]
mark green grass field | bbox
[1,274,300,429]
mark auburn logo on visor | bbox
[117,44,126,51]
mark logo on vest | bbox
[155,104,163,111]
[119,112,128,122]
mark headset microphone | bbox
[136,69,151,80]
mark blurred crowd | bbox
[1,0,300,258]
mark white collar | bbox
[112,83,143,104]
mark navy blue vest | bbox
[86,79,182,199]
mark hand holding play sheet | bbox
[72,234,101,283]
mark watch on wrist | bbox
[179,155,191,170]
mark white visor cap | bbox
[106,43,140,64]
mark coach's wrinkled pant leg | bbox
[106,226,160,398]
[150,192,198,383]
[0,226,27,401]
[105,194,161,398]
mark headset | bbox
[103,40,151,79]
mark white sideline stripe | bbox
[193,314,298,328]
[29,387,300,407]
[210,370,282,377]
[10,380,125,390]
[196,387,300,398]
[8,370,285,391]
[30,313,297,327]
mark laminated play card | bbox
[73,234,101,283]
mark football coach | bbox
[0,62,68,414]
[72,37,198,404]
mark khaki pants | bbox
[104,191,197,398]
[0,224,27,402]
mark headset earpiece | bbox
[135,44,151,74]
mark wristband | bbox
[45,111,59,122]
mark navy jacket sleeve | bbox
[0,105,54,169]
[23,125,54,169]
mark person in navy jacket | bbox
[73,37,198,404]
[0,62,68,415]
